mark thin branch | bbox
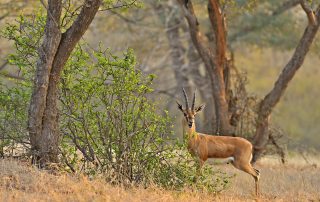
[108,10,138,24]
[99,0,137,11]
[269,133,286,164]
[59,147,76,173]
[0,72,26,80]
[61,2,83,28]
[0,13,9,21]
[0,60,8,71]
[300,0,317,26]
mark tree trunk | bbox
[252,10,320,163]
[207,0,234,135]
[28,0,62,164]
[28,0,102,166]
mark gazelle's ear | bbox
[195,104,205,113]
[176,100,183,112]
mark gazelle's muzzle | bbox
[188,121,193,128]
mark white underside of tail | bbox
[226,156,234,164]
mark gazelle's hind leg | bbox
[252,167,260,196]
[247,166,260,196]
[232,160,260,196]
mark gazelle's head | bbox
[176,88,205,128]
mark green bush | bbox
[60,46,171,183]
[0,12,43,157]
[0,84,31,157]
[59,45,231,191]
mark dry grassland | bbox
[0,155,319,202]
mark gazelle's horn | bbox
[192,90,196,110]
[182,88,189,109]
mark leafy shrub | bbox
[0,13,40,157]
[60,46,170,183]
[59,45,231,191]
[0,84,31,157]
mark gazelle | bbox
[177,89,260,195]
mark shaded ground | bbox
[0,156,319,202]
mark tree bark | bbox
[252,8,320,163]
[207,0,233,135]
[28,0,102,166]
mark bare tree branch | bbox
[252,7,320,163]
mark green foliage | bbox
[155,149,231,192]
[0,11,42,156]
[1,10,45,80]
[222,0,258,15]
[0,83,31,157]
[60,45,167,182]
[102,0,144,10]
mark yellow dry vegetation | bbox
[0,156,319,202]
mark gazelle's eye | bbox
[183,113,187,116]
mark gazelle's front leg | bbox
[190,156,204,182]
[195,157,205,175]
[193,149,205,170]
[197,157,205,168]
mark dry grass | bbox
[0,155,319,202]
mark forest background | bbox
[0,0,320,161]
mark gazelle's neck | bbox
[182,118,197,139]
